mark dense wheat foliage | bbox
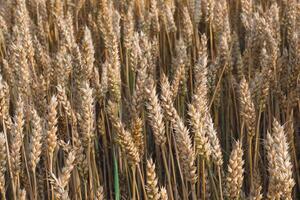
[0,0,299,199]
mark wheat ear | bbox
[225,141,244,199]
[146,158,160,200]
[144,80,166,146]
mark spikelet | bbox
[29,108,43,171]
[187,0,195,22]
[240,0,253,30]
[131,35,147,113]
[207,59,222,107]
[10,98,24,180]
[205,113,223,166]
[239,77,256,137]
[172,112,197,184]
[202,0,214,23]
[98,61,109,100]
[36,0,49,48]
[128,33,141,72]
[1,59,13,88]
[149,0,160,34]
[145,80,166,146]
[146,159,160,200]
[33,34,49,70]
[0,15,9,43]
[162,5,176,33]
[160,74,174,121]
[285,0,296,45]
[10,31,30,98]
[98,0,113,49]
[98,0,121,103]
[60,150,76,188]
[46,96,58,160]
[81,26,95,80]
[181,7,193,46]
[72,128,88,179]
[71,46,84,95]
[188,104,211,160]
[213,0,227,40]
[149,38,159,78]
[265,132,280,199]
[193,44,208,112]
[131,116,144,158]
[48,149,75,199]
[249,187,263,200]
[19,188,26,200]
[54,46,72,87]
[251,45,272,111]
[56,85,77,126]
[56,11,76,50]
[0,133,7,195]
[13,0,35,69]
[240,0,252,17]
[96,186,105,200]
[218,33,230,69]
[107,53,121,103]
[171,40,186,100]
[32,74,48,116]
[160,187,168,200]
[49,173,70,200]
[107,101,140,165]
[78,82,94,147]
[112,10,121,42]
[266,119,295,199]
[0,76,12,131]
[123,6,135,49]
[225,141,244,199]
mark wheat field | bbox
[0,0,299,199]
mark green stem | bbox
[113,150,120,200]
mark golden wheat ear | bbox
[188,104,211,160]
[95,186,105,200]
[239,77,256,138]
[10,98,24,181]
[146,158,160,200]
[46,95,58,165]
[266,119,295,199]
[225,140,244,199]
[145,79,166,146]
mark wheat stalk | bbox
[0,133,7,198]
